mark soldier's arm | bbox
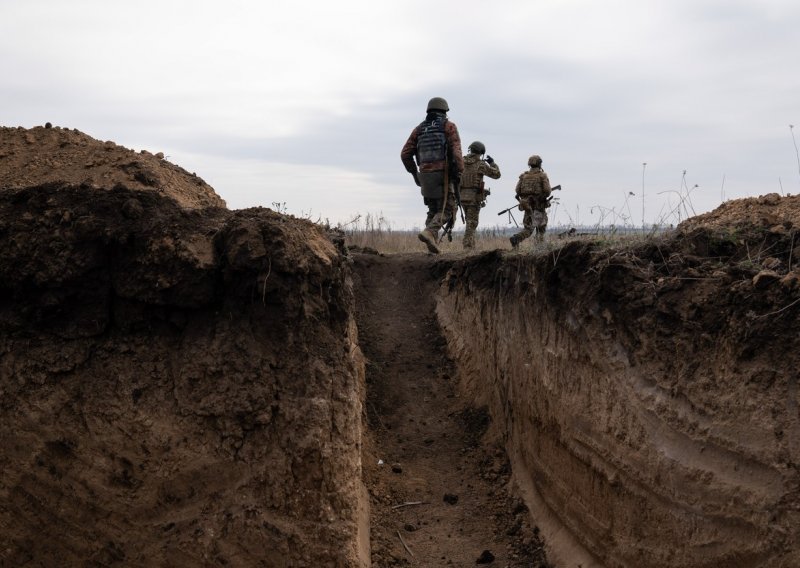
[541,172,552,196]
[400,128,419,173]
[514,175,525,198]
[481,161,501,179]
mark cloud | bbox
[171,152,422,229]
[2,0,800,229]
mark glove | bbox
[485,155,494,165]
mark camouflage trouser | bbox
[462,201,481,248]
[423,192,456,236]
[513,206,548,243]
[420,170,456,238]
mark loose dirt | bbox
[352,252,550,567]
[0,124,224,209]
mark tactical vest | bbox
[416,116,447,165]
[519,169,550,209]
[461,155,482,189]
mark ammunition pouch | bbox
[419,171,445,199]
[459,187,480,203]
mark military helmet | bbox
[528,154,542,167]
[426,97,449,112]
[468,141,486,155]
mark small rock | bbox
[391,463,403,474]
[780,271,800,290]
[753,270,780,289]
[121,198,144,219]
[443,493,458,505]
[403,524,416,532]
[155,152,165,159]
[759,193,781,206]
[476,549,495,564]
[45,122,52,128]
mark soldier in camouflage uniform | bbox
[401,97,464,254]
[460,141,501,249]
[510,154,551,250]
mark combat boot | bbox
[418,229,440,254]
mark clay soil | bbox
[352,253,550,567]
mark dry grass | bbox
[337,213,660,255]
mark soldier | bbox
[401,97,464,254]
[510,154,552,250]
[460,141,500,249]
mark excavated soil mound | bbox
[680,191,800,233]
[0,125,225,209]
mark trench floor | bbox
[352,252,549,567]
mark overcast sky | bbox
[3,0,800,229]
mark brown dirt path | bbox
[351,252,549,567]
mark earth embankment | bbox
[437,194,800,567]
[0,182,368,567]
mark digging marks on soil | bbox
[352,253,548,567]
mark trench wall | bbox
[0,185,368,567]
[436,246,800,568]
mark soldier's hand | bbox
[485,155,494,165]
[411,171,421,187]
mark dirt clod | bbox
[443,493,459,505]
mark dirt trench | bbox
[351,253,549,567]
[4,125,800,567]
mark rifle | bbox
[497,184,561,215]
[440,157,465,243]
[545,184,562,207]
[497,199,519,216]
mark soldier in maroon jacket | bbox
[401,97,464,254]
